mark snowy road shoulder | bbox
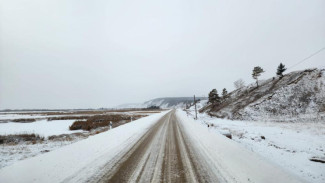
[176,110,305,183]
[0,111,169,183]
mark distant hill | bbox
[200,68,325,122]
[117,97,207,109]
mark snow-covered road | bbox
[0,110,304,183]
[91,110,220,182]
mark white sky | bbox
[1,0,325,109]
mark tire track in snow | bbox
[94,110,221,183]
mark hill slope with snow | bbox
[117,97,207,109]
[201,68,325,122]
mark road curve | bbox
[92,110,221,183]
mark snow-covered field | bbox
[0,111,160,121]
[0,112,87,120]
[0,138,84,169]
[0,114,47,120]
[0,111,169,183]
[0,118,85,169]
[186,106,325,183]
[0,120,83,138]
[0,111,156,169]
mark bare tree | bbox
[234,79,245,89]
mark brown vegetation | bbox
[47,116,91,121]
[47,133,88,141]
[69,114,146,131]
[4,108,162,116]
[135,111,161,114]
[0,133,44,144]
[10,118,36,123]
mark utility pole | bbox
[194,95,197,120]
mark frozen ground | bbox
[0,119,85,169]
[0,112,90,121]
[186,105,325,183]
[0,111,154,169]
[0,111,169,182]
[0,111,159,121]
[0,113,91,122]
[0,137,85,169]
[0,120,83,138]
[0,114,48,120]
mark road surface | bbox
[92,110,221,183]
[0,110,304,183]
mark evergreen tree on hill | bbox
[252,66,265,87]
[222,88,228,101]
[276,63,287,78]
[208,89,221,104]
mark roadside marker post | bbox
[194,95,198,120]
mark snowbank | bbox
[177,110,305,183]
[193,112,325,183]
[0,111,168,183]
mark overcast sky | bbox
[1,0,325,109]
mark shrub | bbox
[69,114,146,131]
[0,133,44,144]
[11,118,36,123]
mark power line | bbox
[287,46,325,70]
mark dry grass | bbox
[3,108,163,116]
[1,109,162,124]
[10,118,36,123]
[47,116,91,121]
[47,133,89,142]
[69,114,146,131]
[135,111,161,114]
[0,133,44,145]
